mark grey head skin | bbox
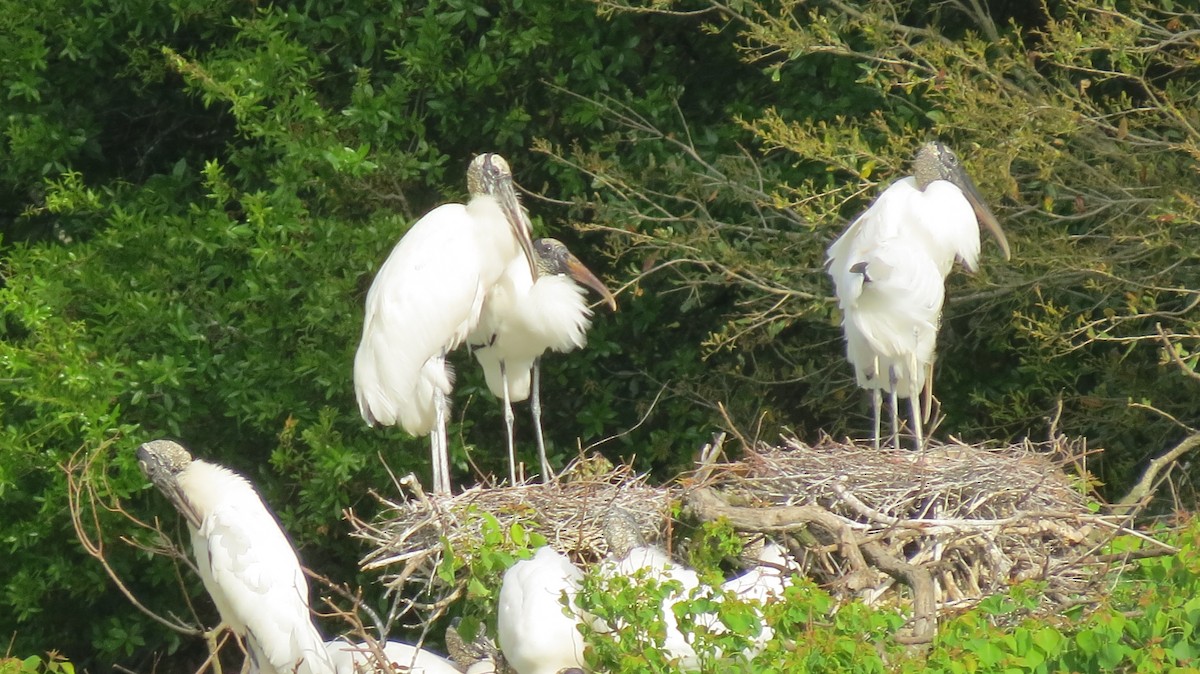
[533,238,618,311]
[467,153,539,281]
[445,618,500,670]
[912,141,1011,260]
[602,507,648,558]
[137,439,203,529]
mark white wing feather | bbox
[828,176,978,402]
[182,461,333,674]
[497,547,588,674]
[354,197,518,433]
[324,639,461,674]
[471,261,593,403]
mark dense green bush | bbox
[2,0,1198,669]
[1,0,758,666]
[548,0,1200,495]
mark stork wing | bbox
[199,503,332,674]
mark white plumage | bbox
[497,547,589,674]
[469,238,616,484]
[604,546,702,669]
[353,153,538,494]
[324,638,464,674]
[601,542,794,671]
[137,440,334,674]
[720,541,794,605]
[827,141,1010,449]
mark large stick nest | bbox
[349,435,1166,642]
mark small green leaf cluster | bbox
[0,654,75,674]
[553,520,1200,673]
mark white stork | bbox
[827,141,1011,449]
[353,153,539,494]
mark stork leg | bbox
[432,385,450,494]
[500,360,518,486]
[908,394,925,452]
[530,358,553,482]
[888,366,900,450]
[870,387,883,451]
[909,354,926,451]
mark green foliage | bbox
[4,0,1200,668]
[1,0,730,665]
[445,510,546,644]
[568,519,1200,673]
[0,654,75,674]
[546,0,1200,501]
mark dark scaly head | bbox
[913,141,1011,260]
[137,439,203,528]
[467,153,539,280]
[534,238,617,311]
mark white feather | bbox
[354,197,519,433]
[324,638,461,674]
[470,256,593,402]
[178,460,334,674]
[497,547,589,674]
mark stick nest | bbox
[347,461,677,622]
[349,435,1164,640]
[695,435,1150,638]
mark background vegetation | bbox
[1,0,1198,670]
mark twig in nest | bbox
[683,486,938,645]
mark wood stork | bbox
[603,546,702,669]
[497,547,589,674]
[324,638,467,674]
[353,153,539,494]
[136,439,335,674]
[720,540,794,605]
[827,141,1011,450]
[604,543,792,670]
[470,238,616,485]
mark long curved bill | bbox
[565,252,618,311]
[947,165,1011,260]
[488,156,541,282]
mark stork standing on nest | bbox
[353,153,539,494]
[827,141,1011,450]
[470,237,616,485]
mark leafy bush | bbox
[2,0,1199,669]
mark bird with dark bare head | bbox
[354,153,541,494]
[827,141,1011,450]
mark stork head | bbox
[913,141,1011,260]
[467,153,540,281]
[534,238,618,311]
[137,439,203,528]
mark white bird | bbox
[470,238,617,485]
[602,546,704,670]
[324,638,466,674]
[605,543,790,670]
[354,153,539,494]
[720,540,794,605]
[497,547,589,674]
[827,141,1011,450]
[137,439,335,674]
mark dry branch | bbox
[352,435,1170,643]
